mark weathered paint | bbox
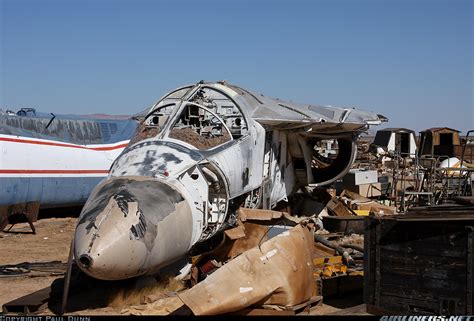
[72,81,385,281]
[0,110,137,208]
[74,176,196,280]
[110,140,203,178]
[0,177,103,207]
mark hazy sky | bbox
[1,0,472,133]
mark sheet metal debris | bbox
[178,224,315,315]
[0,261,66,277]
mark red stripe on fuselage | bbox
[0,169,110,174]
[0,137,128,151]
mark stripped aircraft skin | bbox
[0,109,137,208]
[74,81,385,280]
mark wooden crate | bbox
[364,206,474,315]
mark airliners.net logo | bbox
[380,316,473,321]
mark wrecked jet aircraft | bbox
[73,81,385,280]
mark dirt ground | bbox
[0,215,365,316]
[0,216,76,307]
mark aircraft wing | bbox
[252,100,385,134]
[229,85,387,135]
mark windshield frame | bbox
[164,101,234,151]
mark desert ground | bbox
[0,211,365,316]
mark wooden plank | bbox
[380,266,466,282]
[327,304,370,315]
[467,226,473,314]
[231,296,323,316]
[380,249,467,265]
[380,252,466,266]
[454,197,474,206]
[2,286,50,314]
[379,284,463,301]
[379,271,465,291]
[296,295,323,310]
[380,260,466,275]
[379,295,467,315]
[379,254,467,270]
[374,219,381,306]
[366,304,401,316]
[380,296,441,314]
[277,295,323,312]
[326,198,354,217]
[232,308,294,316]
[378,228,469,246]
[379,242,468,259]
[363,216,375,305]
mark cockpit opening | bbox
[129,84,249,148]
[188,87,248,139]
[169,104,232,150]
[129,104,176,145]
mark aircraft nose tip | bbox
[78,254,93,269]
[74,176,194,280]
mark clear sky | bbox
[1,0,472,133]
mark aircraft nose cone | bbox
[73,176,191,280]
[74,194,150,280]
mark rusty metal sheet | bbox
[238,207,304,225]
[225,223,269,260]
[238,207,284,221]
[178,224,314,315]
[224,225,246,240]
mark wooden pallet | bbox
[2,287,51,314]
[232,295,323,316]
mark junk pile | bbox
[0,183,393,316]
[170,208,317,315]
[86,129,474,316]
[349,128,474,212]
[59,140,470,317]
[109,189,376,316]
[172,197,373,316]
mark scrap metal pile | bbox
[97,204,366,315]
[358,127,474,212]
[1,200,368,316]
[2,81,473,316]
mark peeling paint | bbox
[72,81,384,281]
[130,208,147,240]
[78,177,185,230]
